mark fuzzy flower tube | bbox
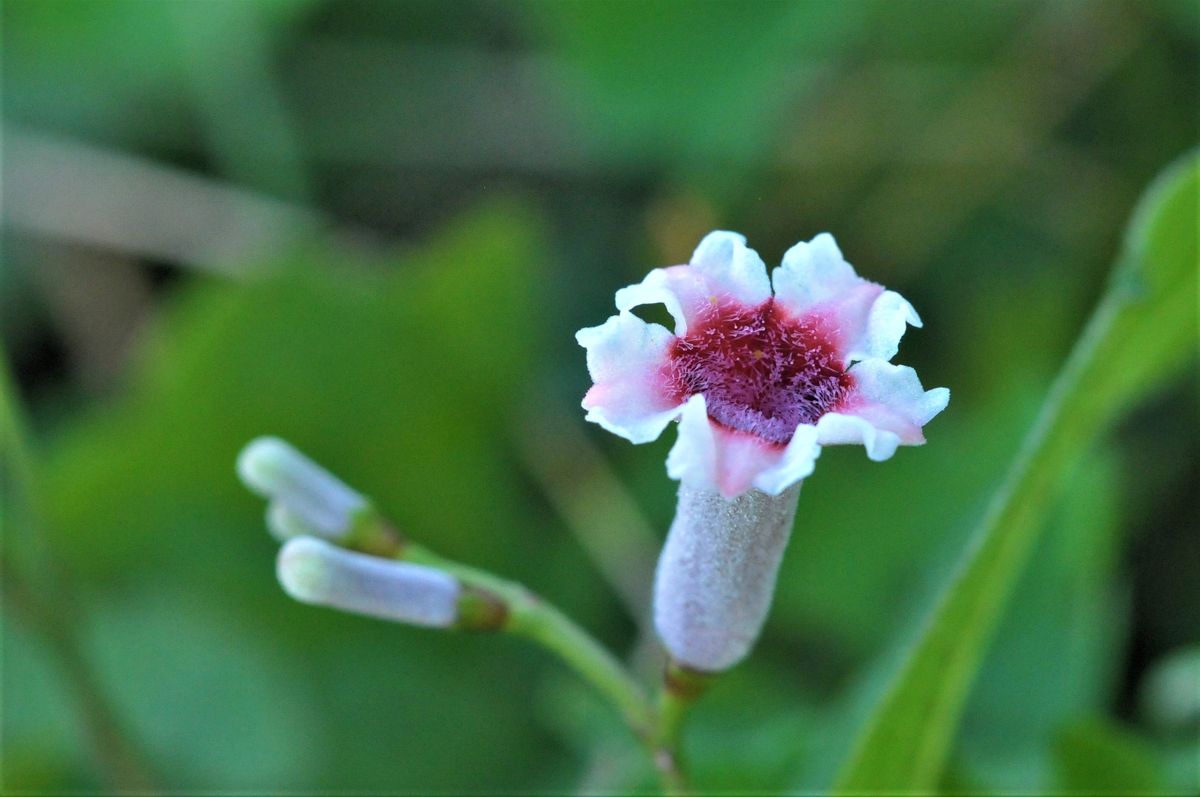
[577,232,949,672]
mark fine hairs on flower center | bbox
[664,298,850,445]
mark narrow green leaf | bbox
[833,150,1198,791]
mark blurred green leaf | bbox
[40,202,546,577]
[1082,150,1200,416]
[772,385,1036,660]
[529,0,863,188]
[2,0,312,148]
[1052,719,1167,794]
[832,151,1199,791]
[1,617,91,790]
[85,586,323,790]
[955,446,1127,789]
[788,418,1123,793]
[20,202,611,791]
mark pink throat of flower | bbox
[664,298,849,446]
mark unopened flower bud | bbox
[653,483,801,672]
[277,536,460,628]
[265,502,309,542]
[238,437,366,541]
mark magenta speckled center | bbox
[664,299,849,445]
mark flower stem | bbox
[339,503,706,792]
[1,354,157,792]
[509,590,653,736]
[651,660,712,795]
[393,538,654,739]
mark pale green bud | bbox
[277,537,460,628]
[238,437,366,542]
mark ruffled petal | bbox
[666,394,821,498]
[860,289,923,363]
[665,394,719,486]
[751,424,821,495]
[817,359,950,461]
[814,413,902,462]
[689,231,771,308]
[614,266,699,336]
[773,233,921,364]
[773,233,863,313]
[668,395,766,496]
[614,233,769,336]
[576,312,683,443]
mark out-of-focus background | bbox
[2,0,1197,793]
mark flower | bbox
[577,231,949,672]
[277,536,461,628]
[577,231,948,498]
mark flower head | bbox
[577,231,948,498]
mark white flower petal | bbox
[689,231,771,308]
[858,290,923,363]
[818,359,950,460]
[773,232,861,311]
[751,424,821,495]
[615,248,769,338]
[773,233,920,364]
[710,430,784,498]
[666,394,819,497]
[665,394,718,487]
[576,312,683,444]
[814,412,902,462]
[667,395,778,497]
[614,267,694,335]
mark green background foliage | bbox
[2,1,1196,793]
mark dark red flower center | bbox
[664,298,849,445]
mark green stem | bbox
[398,542,654,739]
[1,351,158,792]
[650,660,711,795]
[510,592,652,735]
[653,691,692,794]
[4,574,157,792]
[1,350,37,503]
[344,489,696,791]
